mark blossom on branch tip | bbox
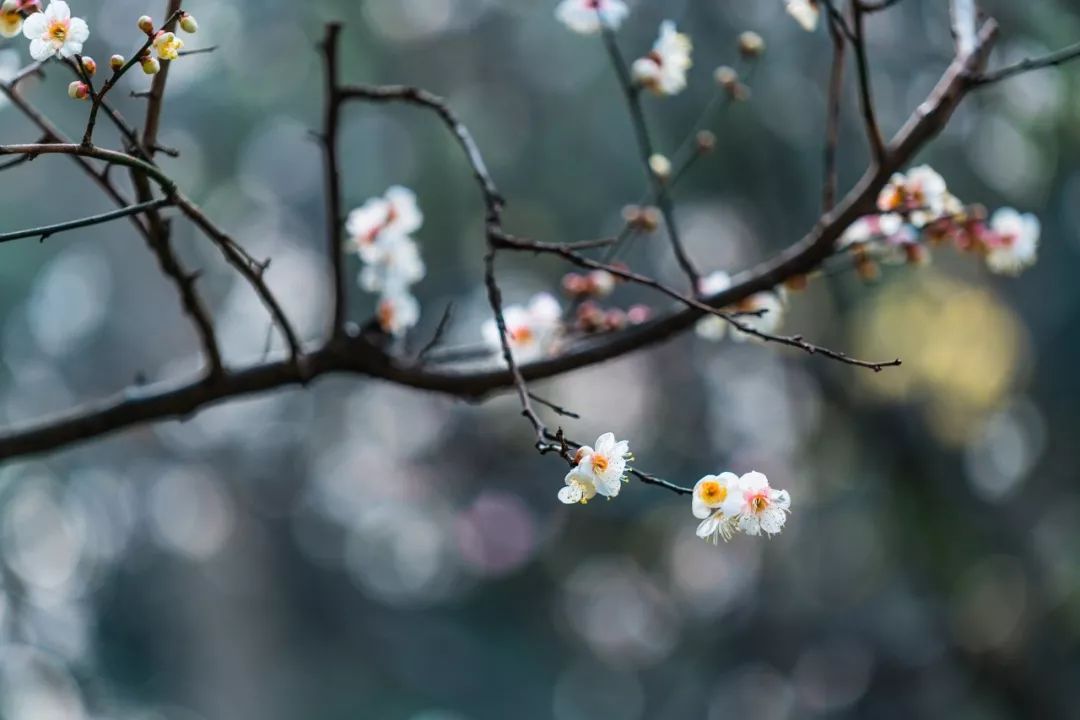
[631,21,692,96]
[693,473,739,543]
[482,292,563,363]
[558,432,631,504]
[785,0,820,32]
[153,31,183,61]
[22,1,89,61]
[877,165,953,228]
[0,0,23,39]
[179,12,197,34]
[984,208,1039,276]
[555,0,628,35]
[720,471,791,536]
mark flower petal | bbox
[558,485,583,504]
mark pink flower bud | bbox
[67,81,89,100]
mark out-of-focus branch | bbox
[599,26,701,292]
[850,0,886,163]
[950,0,978,59]
[320,23,348,339]
[824,6,848,211]
[972,41,1080,85]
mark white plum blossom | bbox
[358,233,426,293]
[376,291,420,338]
[786,0,820,32]
[631,21,693,96]
[720,471,791,537]
[345,185,427,338]
[482,292,563,363]
[984,208,1040,276]
[877,165,954,228]
[694,270,732,341]
[558,432,631,504]
[346,185,423,258]
[22,1,88,61]
[730,289,785,342]
[692,473,739,543]
[0,0,24,38]
[555,0,628,35]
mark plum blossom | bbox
[786,0,820,32]
[720,471,791,537]
[358,233,426,293]
[632,21,693,96]
[555,0,628,35]
[694,270,732,341]
[482,292,563,363]
[152,30,183,61]
[984,208,1040,276]
[346,185,423,258]
[877,165,957,228]
[692,473,739,543]
[558,432,631,504]
[376,291,419,338]
[22,1,88,61]
[0,0,24,38]
[345,186,427,338]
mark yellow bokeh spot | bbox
[852,271,1027,446]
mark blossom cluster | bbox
[1,0,200,104]
[345,186,427,337]
[840,165,1041,278]
[558,432,632,504]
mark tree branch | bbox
[0,198,171,245]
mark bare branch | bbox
[850,1,886,163]
[321,23,348,338]
[824,9,848,211]
[0,198,171,245]
[972,41,1080,85]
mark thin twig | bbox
[823,9,847,212]
[972,41,1080,85]
[416,302,455,361]
[599,26,701,291]
[0,198,171,245]
[321,23,348,338]
[850,0,886,163]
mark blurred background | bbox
[0,0,1078,718]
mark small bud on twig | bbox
[137,15,154,35]
[179,12,198,34]
[738,31,766,59]
[648,153,672,182]
[67,80,89,100]
[109,54,125,71]
[80,56,96,76]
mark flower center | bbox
[698,480,727,504]
[591,454,609,475]
[377,301,395,330]
[509,325,534,345]
[750,495,769,513]
[48,19,68,43]
[646,50,663,67]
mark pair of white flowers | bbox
[557,432,631,504]
[345,186,427,337]
[481,292,563,364]
[692,470,790,541]
[694,270,786,343]
[554,2,692,97]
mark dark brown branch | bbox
[321,23,348,338]
[851,1,886,163]
[142,0,184,157]
[824,9,847,211]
